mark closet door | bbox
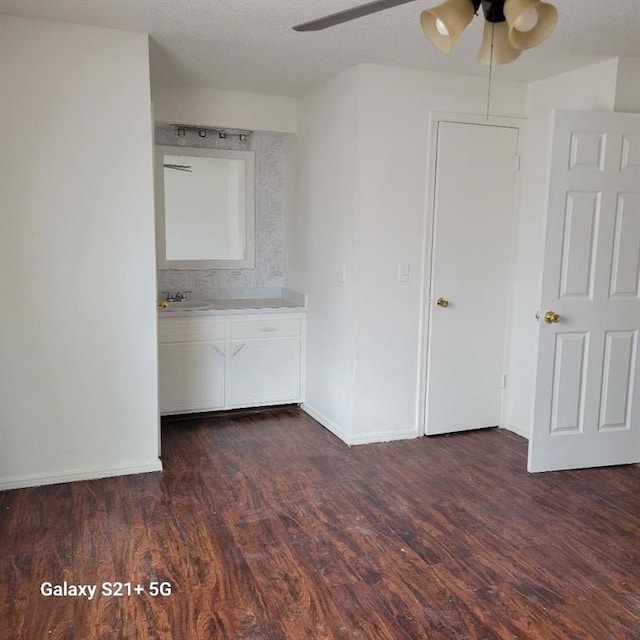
[425,121,519,435]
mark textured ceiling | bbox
[0,0,638,96]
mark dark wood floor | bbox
[2,408,639,639]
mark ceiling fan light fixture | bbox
[293,0,559,67]
[504,0,558,50]
[435,18,449,36]
[513,7,538,31]
[477,20,522,66]
[420,0,477,54]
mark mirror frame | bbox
[155,145,255,269]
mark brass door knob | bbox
[544,311,561,324]
[436,297,450,308]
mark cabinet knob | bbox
[436,297,450,308]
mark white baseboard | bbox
[300,403,351,444]
[348,429,420,446]
[501,423,530,440]
[301,403,419,446]
[0,459,163,491]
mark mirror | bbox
[155,145,255,269]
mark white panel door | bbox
[529,110,640,472]
[425,121,519,435]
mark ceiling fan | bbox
[293,0,558,65]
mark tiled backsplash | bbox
[155,125,290,297]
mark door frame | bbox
[417,112,526,436]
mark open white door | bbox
[425,120,519,435]
[529,110,640,472]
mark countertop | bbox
[158,297,305,317]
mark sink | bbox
[212,298,299,310]
[160,299,214,311]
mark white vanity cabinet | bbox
[228,316,303,407]
[158,316,226,414]
[158,311,305,415]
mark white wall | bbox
[152,85,297,133]
[291,63,527,444]
[0,16,160,489]
[351,65,526,442]
[287,68,360,440]
[615,57,640,113]
[503,59,620,437]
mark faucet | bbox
[160,291,192,302]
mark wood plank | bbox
[1,408,639,639]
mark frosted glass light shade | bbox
[435,18,449,36]
[504,0,558,49]
[477,20,522,66]
[421,0,476,53]
[513,7,539,31]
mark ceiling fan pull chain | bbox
[486,20,495,120]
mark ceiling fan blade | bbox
[293,0,418,32]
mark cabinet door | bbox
[228,337,301,407]
[159,341,225,414]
